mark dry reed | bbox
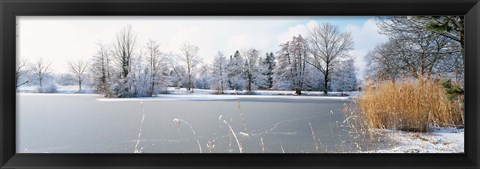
[357,79,464,132]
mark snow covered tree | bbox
[242,48,267,93]
[273,42,293,90]
[378,16,464,61]
[56,73,77,86]
[364,40,406,81]
[16,59,29,89]
[308,23,354,95]
[112,25,137,97]
[170,64,188,89]
[195,64,211,89]
[210,51,229,94]
[426,16,464,61]
[331,59,357,93]
[90,42,113,96]
[227,51,245,90]
[261,52,275,89]
[290,35,309,95]
[369,16,462,82]
[143,40,170,96]
[304,66,324,91]
[177,42,202,91]
[29,59,52,93]
[68,59,88,92]
[131,53,149,97]
[273,35,310,95]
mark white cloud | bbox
[345,19,388,51]
[345,19,388,79]
[277,20,319,44]
[277,23,308,44]
[18,16,384,76]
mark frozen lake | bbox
[17,93,388,153]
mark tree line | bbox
[18,16,463,97]
[17,22,360,97]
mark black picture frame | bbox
[1,0,479,168]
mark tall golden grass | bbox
[356,79,464,132]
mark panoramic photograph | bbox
[16,16,464,153]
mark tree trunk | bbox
[248,73,252,93]
[187,62,192,91]
[295,89,302,95]
[78,77,82,91]
[323,68,329,95]
[221,81,224,94]
[150,82,155,96]
[39,78,43,93]
[189,74,192,91]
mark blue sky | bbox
[17,16,388,79]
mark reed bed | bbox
[356,79,464,132]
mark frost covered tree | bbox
[378,16,464,61]
[29,59,52,93]
[426,16,464,61]
[364,41,404,81]
[68,59,88,92]
[273,42,293,90]
[112,25,137,97]
[227,51,245,90]
[195,64,211,89]
[242,49,267,93]
[16,59,29,89]
[170,64,188,88]
[369,16,462,82]
[261,52,275,89]
[210,51,229,93]
[130,51,150,97]
[308,23,354,94]
[143,40,170,96]
[177,42,201,91]
[290,35,309,95]
[331,59,357,93]
[273,35,310,95]
[90,42,113,96]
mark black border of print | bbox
[1,0,479,168]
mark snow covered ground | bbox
[17,86,359,98]
[96,93,352,102]
[365,128,464,153]
[17,85,95,94]
[168,87,358,97]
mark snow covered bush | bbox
[36,83,57,93]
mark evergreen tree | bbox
[242,48,267,93]
[262,52,275,89]
[227,50,245,90]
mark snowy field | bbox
[365,128,464,153]
[17,86,359,97]
[17,85,96,94]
